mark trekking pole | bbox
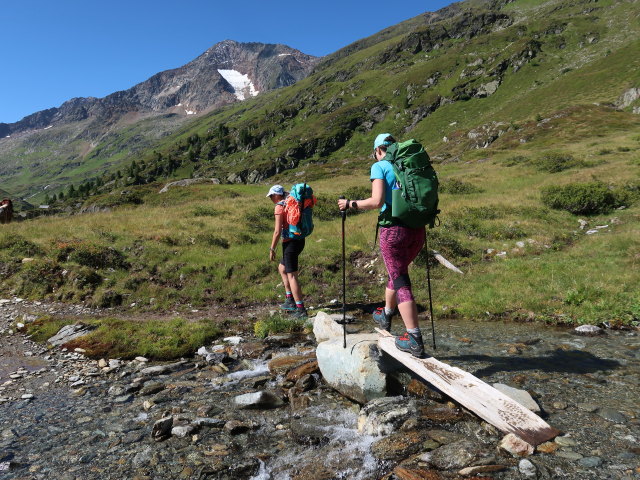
[425,233,437,350]
[339,196,347,349]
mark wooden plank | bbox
[376,329,560,446]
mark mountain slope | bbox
[0,41,317,200]
[117,0,638,188]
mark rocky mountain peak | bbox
[1,40,319,137]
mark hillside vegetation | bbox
[0,0,639,335]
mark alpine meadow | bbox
[1,0,640,353]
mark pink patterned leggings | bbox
[379,225,426,305]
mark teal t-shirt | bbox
[370,159,395,213]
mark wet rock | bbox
[556,450,583,460]
[140,360,188,376]
[597,407,627,423]
[372,429,427,461]
[357,396,417,436]
[47,323,96,346]
[193,417,225,428]
[196,346,228,364]
[519,458,537,477]
[234,342,268,359]
[427,429,464,445]
[285,360,319,382]
[312,311,344,342]
[579,456,602,467]
[537,441,559,454]
[458,465,506,476]
[554,435,578,447]
[499,433,534,457]
[406,379,443,401]
[140,382,165,396]
[419,405,464,423]
[393,466,444,479]
[421,439,492,470]
[151,416,173,441]
[575,325,604,336]
[234,391,285,409]
[268,354,315,375]
[492,383,540,413]
[316,333,386,404]
[171,424,196,438]
[224,420,254,434]
[289,418,332,446]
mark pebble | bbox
[518,458,537,477]
[597,407,628,423]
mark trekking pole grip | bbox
[339,196,347,219]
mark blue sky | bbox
[0,0,454,124]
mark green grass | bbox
[25,316,221,360]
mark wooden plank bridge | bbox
[376,329,561,446]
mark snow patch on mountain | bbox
[217,69,259,100]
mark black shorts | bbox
[281,239,305,273]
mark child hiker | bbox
[338,134,427,357]
[267,185,307,319]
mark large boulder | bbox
[316,333,386,404]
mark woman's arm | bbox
[269,210,283,261]
[337,179,385,211]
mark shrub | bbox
[502,155,529,167]
[439,179,484,194]
[244,206,272,233]
[16,259,63,296]
[55,240,129,269]
[254,315,305,338]
[0,233,43,257]
[541,182,629,215]
[192,205,220,217]
[196,233,230,249]
[531,152,583,173]
[415,230,473,264]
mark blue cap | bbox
[374,133,394,150]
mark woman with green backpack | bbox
[338,133,427,358]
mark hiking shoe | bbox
[372,307,393,331]
[291,308,308,320]
[395,331,426,358]
[280,297,296,311]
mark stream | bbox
[0,298,638,479]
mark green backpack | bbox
[378,139,440,229]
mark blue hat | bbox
[374,133,394,150]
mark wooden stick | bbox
[431,250,464,274]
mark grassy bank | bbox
[2,105,639,332]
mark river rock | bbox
[458,465,506,476]
[140,381,165,396]
[171,424,196,438]
[499,433,534,456]
[579,456,603,467]
[140,360,188,376]
[492,383,540,413]
[268,354,315,375]
[597,407,627,423]
[574,325,603,336]
[421,439,490,469]
[357,396,417,436]
[372,429,427,461]
[519,458,537,477]
[316,333,386,404]
[312,311,344,342]
[234,391,285,409]
[151,416,173,441]
[47,323,96,346]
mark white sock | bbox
[407,327,421,336]
[384,307,394,316]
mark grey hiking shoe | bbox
[372,307,393,331]
[291,307,308,319]
[280,297,296,311]
[395,331,426,358]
